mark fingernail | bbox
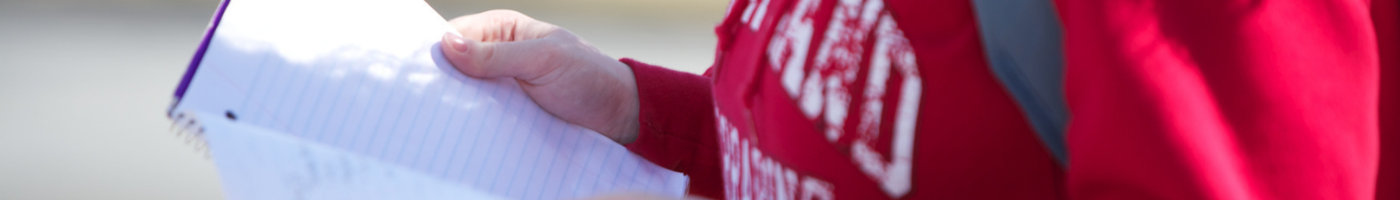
[444,33,468,53]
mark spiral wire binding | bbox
[170,111,212,159]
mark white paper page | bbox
[192,111,508,200]
[170,0,689,199]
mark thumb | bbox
[441,33,559,80]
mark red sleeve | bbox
[618,58,722,199]
[1375,0,1400,199]
[1054,0,1379,199]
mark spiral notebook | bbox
[167,0,689,199]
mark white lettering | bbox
[716,110,836,200]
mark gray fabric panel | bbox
[970,0,1070,166]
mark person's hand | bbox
[440,10,640,144]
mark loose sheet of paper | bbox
[170,0,688,199]
[195,111,508,200]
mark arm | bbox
[620,59,721,199]
[1054,0,1379,199]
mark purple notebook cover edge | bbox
[173,0,231,105]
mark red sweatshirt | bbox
[621,0,1384,199]
[1378,0,1400,199]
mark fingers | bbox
[441,33,561,79]
[448,9,560,42]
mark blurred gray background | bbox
[0,0,724,199]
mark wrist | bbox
[606,57,641,145]
[615,111,639,144]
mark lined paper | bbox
[195,111,508,200]
[170,0,689,199]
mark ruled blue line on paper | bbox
[486,91,537,191]
[244,53,282,125]
[568,133,599,197]
[367,78,410,157]
[346,69,390,152]
[310,63,364,144]
[432,79,490,178]
[425,80,470,172]
[353,72,397,154]
[588,136,616,195]
[236,51,273,116]
[322,66,371,147]
[494,102,544,193]
[407,80,457,167]
[255,57,292,127]
[514,113,557,198]
[291,60,333,136]
[268,61,311,133]
[281,68,311,134]
[464,81,515,187]
[390,74,445,163]
[397,80,441,164]
[456,80,506,181]
[542,120,581,200]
